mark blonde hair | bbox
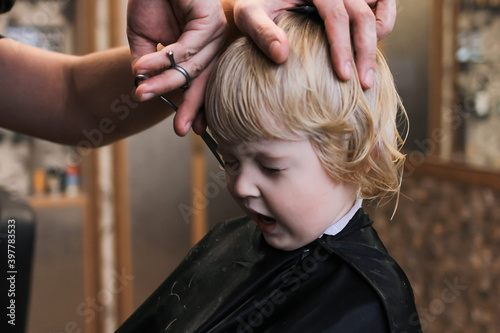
[205,12,407,202]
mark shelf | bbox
[409,157,500,190]
[29,193,88,210]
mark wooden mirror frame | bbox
[411,0,500,189]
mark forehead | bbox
[217,137,310,157]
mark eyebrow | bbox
[255,152,291,162]
[216,141,297,161]
[216,147,289,160]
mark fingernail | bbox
[184,121,193,134]
[268,41,282,62]
[364,69,374,88]
[141,92,155,101]
[344,62,353,79]
[268,41,279,53]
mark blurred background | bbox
[0,0,499,332]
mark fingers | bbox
[315,0,354,82]
[191,111,208,136]
[134,47,214,137]
[234,2,290,64]
[371,0,396,40]
[130,0,227,101]
[315,0,377,89]
[343,0,377,89]
[133,36,222,101]
[173,60,215,136]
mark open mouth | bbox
[255,213,277,233]
[258,214,276,224]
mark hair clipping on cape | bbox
[286,6,322,22]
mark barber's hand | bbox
[127,0,227,136]
[233,0,396,89]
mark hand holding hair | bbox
[127,0,396,136]
[233,0,396,89]
[127,0,228,136]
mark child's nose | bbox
[232,169,260,199]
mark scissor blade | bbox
[159,95,178,111]
[201,132,224,168]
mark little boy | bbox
[117,9,422,333]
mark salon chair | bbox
[0,190,36,333]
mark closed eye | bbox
[260,164,283,175]
[223,161,240,174]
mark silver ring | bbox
[134,74,149,88]
[167,50,191,91]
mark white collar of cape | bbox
[320,198,363,237]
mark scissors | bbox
[134,52,224,168]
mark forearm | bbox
[66,46,177,146]
[0,38,69,141]
[0,39,178,145]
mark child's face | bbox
[218,138,357,251]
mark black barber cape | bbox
[117,209,422,332]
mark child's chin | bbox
[263,235,302,251]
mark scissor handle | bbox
[134,74,150,88]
